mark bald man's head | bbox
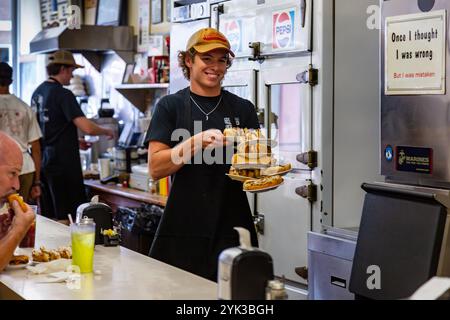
[0,132,22,165]
[0,132,23,201]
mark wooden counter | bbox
[0,216,217,300]
[84,179,167,212]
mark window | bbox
[0,0,12,65]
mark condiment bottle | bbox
[265,280,288,300]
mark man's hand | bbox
[11,200,35,233]
[199,129,227,149]
[78,138,92,150]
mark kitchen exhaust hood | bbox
[30,25,135,72]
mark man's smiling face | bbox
[186,49,229,92]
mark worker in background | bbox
[31,50,114,224]
[0,132,35,272]
[0,62,42,204]
[146,28,259,281]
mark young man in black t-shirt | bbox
[145,28,260,281]
[31,50,114,223]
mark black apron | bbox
[40,77,87,220]
[149,88,258,281]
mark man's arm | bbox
[0,202,35,272]
[30,140,41,199]
[149,129,226,181]
[73,117,114,139]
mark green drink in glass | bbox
[71,217,95,273]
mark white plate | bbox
[31,258,70,265]
[261,168,293,177]
[226,174,259,183]
[232,162,271,170]
[244,182,284,193]
[6,261,31,270]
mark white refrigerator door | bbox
[257,64,313,285]
[222,69,257,105]
[169,19,210,94]
[220,0,312,57]
[222,69,258,214]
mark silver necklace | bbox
[190,94,223,121]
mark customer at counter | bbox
[0,62,43,203]
[0,132,35,272]
[146,28,259,281]
[31,50,114,223]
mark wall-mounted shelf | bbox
[115,83,169,113]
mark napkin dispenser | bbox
[218,228,274,300]
[76,196,113,245]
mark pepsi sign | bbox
[273,9,295,50]
[224,19,242,53]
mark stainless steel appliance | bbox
[349,0,450,299]
[308,228,357,300]
[381,0,450,189]
[29,25,135,71]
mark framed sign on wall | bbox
[96,0,123,26]
[151,0,162,24]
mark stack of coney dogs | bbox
[225,128,285,192]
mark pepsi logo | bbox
[273,10,295,49]
[225,20,242,53]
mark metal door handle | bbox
[296,65,318,86]
[248,42,265,63]
[296,151,317,169]
[218,3,224,14]
[295,266,308,280]
[295,183,317,202]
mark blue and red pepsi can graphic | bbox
[272,9,295,50]
[224,19,242,53]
